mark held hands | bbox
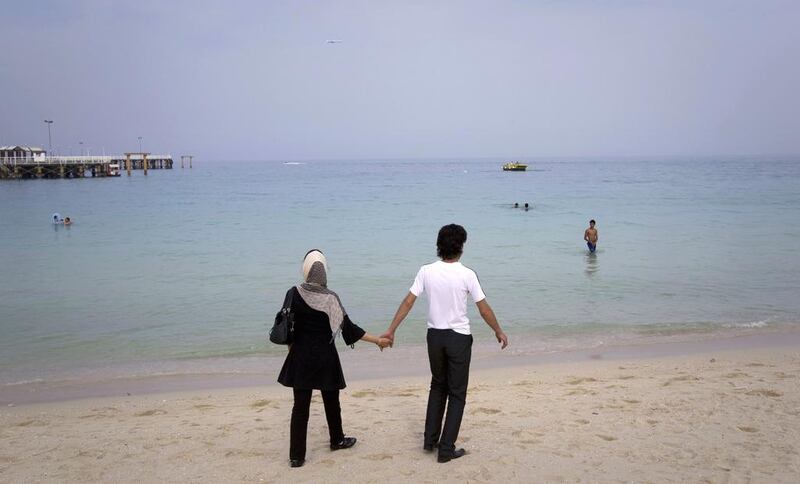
[379,331,395,348]
[376,337,392,351]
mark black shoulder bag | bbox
[269,288,295,345]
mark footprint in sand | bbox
[646,419,659,425]
[77,450,106,459]
[471,407,502,415]
[745,389,783,397]
[566,377,598,385]
[15,419,47,427]
[723,372,750,379]
[746,362,766,367]
[79,407,121,419]
[662,375,699,386]
[363,453,393,461]
[135,409,167,417]
[566,388,596,396]
[737,425,758,433]
[596,434,617,441]
[574,419,590,425]
[250,400,272,408]
[224,449,266,458]
[351,391,378,398]
[512,380,535,386]
[623,399,640,404]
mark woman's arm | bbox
[340,315,390,349]
[361,333,392,350]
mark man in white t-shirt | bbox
[382,224,508,463]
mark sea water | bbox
[1,158,799,389]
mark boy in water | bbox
[584,219,598,253]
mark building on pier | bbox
[0,145,47,161]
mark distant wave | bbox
[723,320,769,329]
[4,378,45,386]
[283,162,304,165]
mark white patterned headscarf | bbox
[296,249,346,338]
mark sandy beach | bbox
[2,341,799,483]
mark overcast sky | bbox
[1,0,798,160]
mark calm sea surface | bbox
[1,158,799,387]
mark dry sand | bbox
[1,346,799,483]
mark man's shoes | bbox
[423,442,438,452]
[437,448,466,463]
[330,436,357,450]
[289,459,305,468]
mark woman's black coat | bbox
[277,287,365,390]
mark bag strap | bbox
[282,287,295,311]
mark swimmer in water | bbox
[64,217,72,226]
[584,219,598,253]
[524,203,529,211]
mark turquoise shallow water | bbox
[1,158,799,386]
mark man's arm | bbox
[382,292,417,344]
[476,299,508,349]
[584,228,590,242]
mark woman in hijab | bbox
[278,249,391,468]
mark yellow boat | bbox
[502,162,528,171]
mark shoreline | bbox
[2,341,798,482]
[4,327,800,407]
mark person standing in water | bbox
[584,219,598,253]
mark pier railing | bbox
[0,155,173,166]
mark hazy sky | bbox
[2,0,798,160]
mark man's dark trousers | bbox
[424,328,473,456]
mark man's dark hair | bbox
[437,224,467,260]
[590,219,596,224]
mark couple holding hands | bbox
[277,224,509,468]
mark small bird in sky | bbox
[326,39,343,44]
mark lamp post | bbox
[79,141,84,157]
[138,136,142,152]
[44,120,53,154]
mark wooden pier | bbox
[0,154,173,179]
